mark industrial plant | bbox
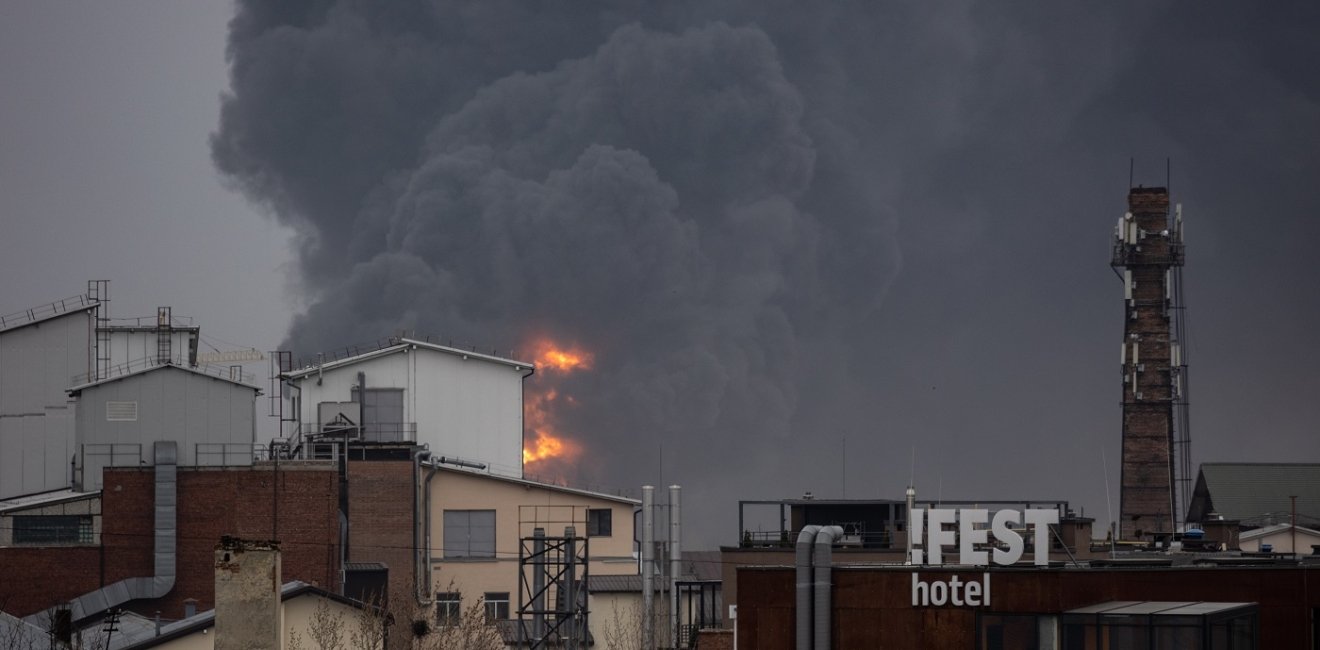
[1,187,1318,649]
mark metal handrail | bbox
[0,294,95,331]
[71,355,256,387]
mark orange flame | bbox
[528,339,594,373]
[525,383,583,465]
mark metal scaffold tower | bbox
[516,526,589,649]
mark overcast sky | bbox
[3,1,1318,548]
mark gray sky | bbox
[3,1,1318,547]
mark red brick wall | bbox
[0,463,340,620]
[697,629,734,650]
[346,459,417,614]
[0,547,102,617]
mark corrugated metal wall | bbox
[0,310,91,499]
[75,366,257,490]
[296,347,525,475]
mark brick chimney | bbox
[1112,187,1185,540]
[214,536,281,650]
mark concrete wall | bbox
[427,468,637,623]
[0,309,91,498]
[214,539,281,650]
[293,345,527,477]
[74,366,257,490]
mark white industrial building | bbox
[0,283,255,500]
[69,364,260,491]
[281,338,533,477]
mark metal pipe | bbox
[642,486,655,650]
[669,485,682,647]
[905,486,916,565]
[795,525,821,650]
[813,526,844,650]
[533,528,546,641]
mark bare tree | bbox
[600,600,644,650]
[306,599,346,650]
[423,596,502,650]
[349,591,387,650]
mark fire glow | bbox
[522,340,591,466]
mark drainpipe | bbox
[413,447,434,606]
[795,525,821,650]
[642,486,655,650]
[813,526,844,650]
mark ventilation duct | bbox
[28,441,177,624]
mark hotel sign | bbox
[908,507,1059,607]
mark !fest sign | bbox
[908,507,1059,608]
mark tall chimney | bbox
[214,537,282,650]
[1112,186,1185,540]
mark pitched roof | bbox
[118,581,364,649]
[1238,523,1320,542]
[67,360,262,395]
[283,337,533,380]
[1187,463,1320,525]
[440,465,640,505]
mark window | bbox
[588,508,612,537]
[436,593,461,627]
[351,387,405,441]
[106,401,137,421]
[484,592,509,623]
[13,515,93,545]
[443,510,495,558]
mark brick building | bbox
[0,461,340,621]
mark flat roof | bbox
[0,488,99,514]
[1066,601,1256,617]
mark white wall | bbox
[0,309,91,498]
[294,345,527,476]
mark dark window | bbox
[588,508,612,537]
[484,592,509,622]
[351,387,406,441]
[436,593,461,627]
[443,510,495,558]
[977,613,1040,650]
[13,516,92,545]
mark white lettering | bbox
[910,573,993,608]
[912,573,927,606]
[959,509,989,565]
[927,509,957,566]
[992,510,1023,565]
[964,576,981,606]
[910,507,1057,567]
[929,580,947,606]
[910,509,924,564]
[1025,509,1060,566]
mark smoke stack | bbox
[214,537,282,650]
[1112,186,1184,540]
